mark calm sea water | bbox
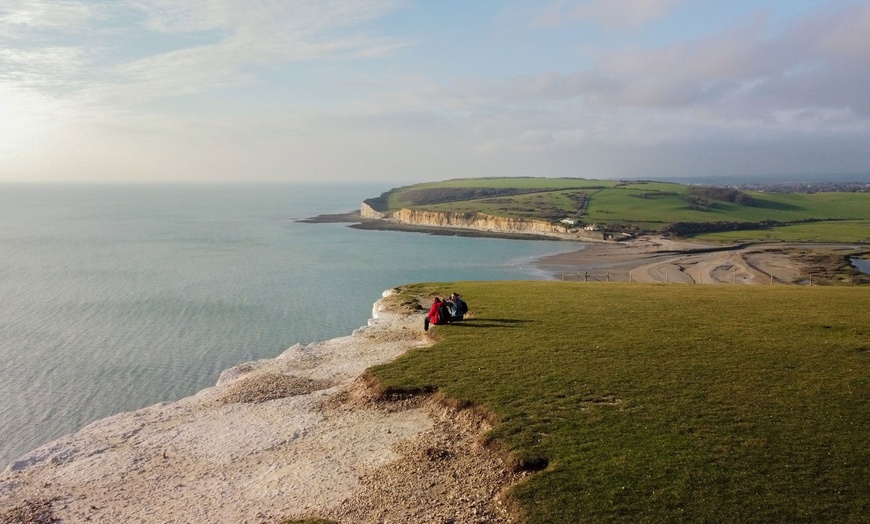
[0,183,580,467]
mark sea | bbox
[0,183,581,468]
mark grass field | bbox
[364,178,870,242]
[696,220,870,243]
[372,281,870,523]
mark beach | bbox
[315,212,865,286]
[533,236,863,285]
[0,290,519,523]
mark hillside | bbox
[363,178,870,243]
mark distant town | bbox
[733,181,870,193]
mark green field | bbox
[371,282,870,523]
[364,178,870,242]
[696,220,870,243]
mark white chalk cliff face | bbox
[0,291,436,522]
[360,202,606,240]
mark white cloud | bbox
[1,0,411,107]
[342,1,870,170]
[0,0,101,36]
[3,1,870,183]
[484,2,870,123]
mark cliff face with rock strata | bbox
[361,203,608,241]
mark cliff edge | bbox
[362,202,613,241]
[0,291,519,523]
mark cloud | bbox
[346,1,870,171]
[4,1,870,183]
[0,0,102,37]
[812,1,870,58]
[1,0,411,107]
[532,0,683,28]
[486,2,870,124]
[0,46,90,88]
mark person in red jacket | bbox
[424,297,447,331]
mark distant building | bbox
[560,218,578,226]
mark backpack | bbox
[437,303,452,324]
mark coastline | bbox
[303,212,869,285]
[6,218,866,521]
[0,291,519,523]
[301,211,568,241]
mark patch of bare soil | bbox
[313,389,524,524]
[215,373,334,404]
[0,498,57,524]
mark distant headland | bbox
[307,177,870,244]
[301,177,870,285]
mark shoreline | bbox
[5,223,867,520]
[0,291,519,523]
[303,212,869,285]
[310,212,869,285]
[533,236,870,284]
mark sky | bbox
[1,0,869,184]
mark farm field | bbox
[695,219,870,243]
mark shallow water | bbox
[0,183,580,466]
[851,257,870,274]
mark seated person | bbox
[424,297,451,331]
[442,296,456,316]
[448,292,468,320]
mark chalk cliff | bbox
[360,202,385,219]
[363,203,610,241]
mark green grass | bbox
[371,177,619,213]
[407,177,618,190]
[696,220,870,243]
[364,178,870,242]
[371,281,870,523]
[421,189,595,220]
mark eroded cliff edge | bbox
[0,291,520,523]
[360,202,615,241]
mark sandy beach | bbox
[0,291,520,524]
[534,236,865,285]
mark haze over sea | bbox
[0,183,579,467]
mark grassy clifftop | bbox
[371,281,870,523]
[364,177,870,242]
